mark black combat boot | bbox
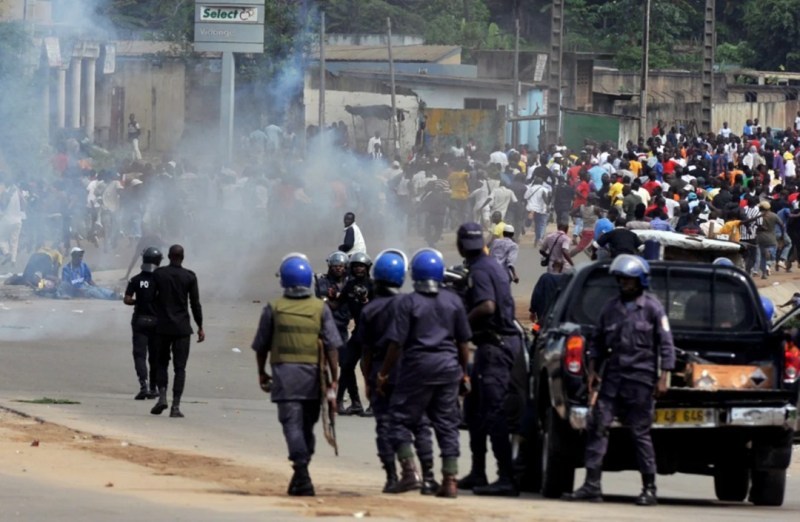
[386,457,420,493]
[419,459,440,495]
[169,396,184,418]
[150,387,168,415]
[563,468,603,502]
[456,456,488,490]
[635,474,657,506]
[472,473,519,497]
[288,463,315,496]
[134,380,148,400]
[381,459,398,493]
[146,384,158,399]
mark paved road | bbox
[0,231,798,520]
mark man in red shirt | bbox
[642,172,661,196]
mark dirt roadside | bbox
[0,408,529,521]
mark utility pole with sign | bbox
[194,0,265,165]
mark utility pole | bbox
[388,17,398,155]
[701,0,715,133]
[639,0,651,139]
[319,11,326,133]
[546,0,564,147]
[512,18,520,148]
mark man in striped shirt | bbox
[739,196,762,275]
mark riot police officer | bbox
[315,251,351,345]
[358,249,438,494]
[251,253,342,496]
[336,252,374,415]
[378,248,472,498]
[123,247,162,400]
[455,222,522,497]
[565,254,675,506]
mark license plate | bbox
[654,408,715,427]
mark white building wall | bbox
[305,88,419,155]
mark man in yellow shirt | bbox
[628,155,643,177]
[448,162,471,227]
[607,173,624,202]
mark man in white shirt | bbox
[719,122,732,138]
[489,144,509,169]
[367,132,382,155]
[338,212,367,256]
[525,179,552,246]
[490,181,518,219]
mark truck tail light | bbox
[565,335,584,375]
[785,343,800,383]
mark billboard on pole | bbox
[194,0,265,54]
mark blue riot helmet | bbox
[713,257,734,267]
[760,295,775,322]
[278,253,313,297]
[609,254,650,289]
[411,248,445,294]
[373,249,408,288]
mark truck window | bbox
[568,268,759,331]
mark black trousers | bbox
[337,338,362,406]
[132,320,157,388]
[155,334,191,398]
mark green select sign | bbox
[194,0,264,53]
[199,6,259,23]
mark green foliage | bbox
[740,0,800,71]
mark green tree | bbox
[741,0,800,71]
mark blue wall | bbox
[505,89,544,151]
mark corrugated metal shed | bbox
[313,44,462,64]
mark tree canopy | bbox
[96,0,800,72]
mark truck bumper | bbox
[568,404,798,431]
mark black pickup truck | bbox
[520,260,799,506]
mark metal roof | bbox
[332,68,541,91]
[314,44,461,63]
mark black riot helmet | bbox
[141,247,163,273]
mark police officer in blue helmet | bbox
[251,253,343,496]
[378,248,472,498]
[565,254,676,505]
[358,249,438,494]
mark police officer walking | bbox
[357,249,437,494]
[378,248,472,498]
[123,247,162,400]
[335,252,374,416]
[565,254,675,505]
[150,245,204,418]
[315,251,351,351]
[251,253,341,496]
[455,223,522,497]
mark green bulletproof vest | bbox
[270,296,325,365]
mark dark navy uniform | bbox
[586,293,676,475]
[314,272,351,342]
[386,289,472,476]
[125,270,158,397]
[336,276,374,411]
[357,293,434,465]
[251,299,343,465]
[463,252,522,490]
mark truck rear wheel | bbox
[713,466,749,502]
[749,469,786,506]
[541,407,575,498]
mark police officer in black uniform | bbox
[123,247,162,400]
[358,249,438,494]
[150,245,204,418]
[314,251,351,348]
[335,252,374,415]
[455,222,522,497]
[252,253,342,496]
[565,254,675,505]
